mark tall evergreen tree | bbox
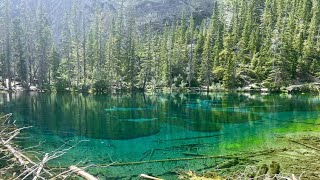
[187,13,195,88]
[4,0,12,90]
[137,23,153,91]
[36,3,52,89]
[160,22,170,86]
[12,18,28,87]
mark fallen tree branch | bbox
[33,153,49,180]
[0,113,95,180]
[0,113,12,124]
[69,166,98,180]
[3,143,26,165]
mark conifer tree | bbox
[138,23,153,90]
[61,12,72,86]
[301,0,320,74]
[126,17,138,90]
[4,0,12,90]
[1,0,320,92]
[50,47,60,83]
[194,21,205,84]
[12,18,28,87]
[220,35,236,89]
[36,3,52,89]
[187,13,195,88]
[160,22,170,86]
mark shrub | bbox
[212,66,225,82]
[299,84,320,94]
[179,80,187,92]
[93,80,110,93]
[55,78,69,92]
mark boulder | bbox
[14,86,24,91]
[286,85,304,93]
[242,83,263,92]
[29,86,38,91]
[268,161,280,178]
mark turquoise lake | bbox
[1,92,320,179]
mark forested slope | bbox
[0,0,319,92]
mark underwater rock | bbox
[241,83,263,92]
[255,164,269,179]
[203,172,220,179]
[29,86,38,91]
[268,161,280,178]
[244,166,256,178]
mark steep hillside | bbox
[123,0,215,25]
[6,0,214,41]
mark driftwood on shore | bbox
[0,114,99,180]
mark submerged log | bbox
[140,174,163,180]
[156,134,222,142]
[287,120,320,126]
[268,161,280,178]
[182,152,206,157]
[255,164,269,179]
[102,148,286,167]
[3,143,26,165]
[69,166,98,180]
[33,153,49,180]
[277,135,320,152]
[215,159,239,169]
[289,139,320,151]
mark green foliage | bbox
[178,80,187,92]
[50,48,61,82]
[93,80,110,93]
[1,0,319,93]
[12,18,28,86]
[55,78,69,92]
[299,84,320,94]
[212,66,225,82]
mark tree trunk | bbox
[5,0,12,91]
[189,33,193,89]
[83,12,87,89]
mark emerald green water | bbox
[1,92,320,179]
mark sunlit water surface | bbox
[1,92,320,179]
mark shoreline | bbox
[1,82,320,94]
